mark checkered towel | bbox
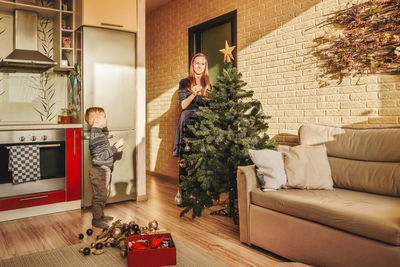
[8,145,41,184]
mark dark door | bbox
[189,11,237,85]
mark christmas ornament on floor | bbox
[86,228,93,236]
[78,219,161,257]
[174,189,182,205]
[148,219,159,231]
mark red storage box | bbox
[128,233,176,267]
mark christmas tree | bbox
[179,41,274,223]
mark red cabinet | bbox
[66,128,81,201]
[0,190,65,211]
[0,128,81,213]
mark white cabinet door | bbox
[80,0,137,32]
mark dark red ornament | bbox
[82,247,91,255]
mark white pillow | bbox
[248,149,287,190]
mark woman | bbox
[173,53,211,188]
[173,53,211,158]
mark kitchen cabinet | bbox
[0,0,76,71]
[0,128,81,212]
[54,0,76,70]
[66,128,81,201]
[75,0,137,32]
[0,190,65,211]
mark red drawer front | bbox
[0,190,65,211]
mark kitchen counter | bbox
[0,123,82,131]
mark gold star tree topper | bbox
[219,40,235,63]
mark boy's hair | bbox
[85,107,105,126]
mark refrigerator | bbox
[76,26,136,208]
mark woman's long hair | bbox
[187,53,211,98]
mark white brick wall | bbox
[146,0,400,179]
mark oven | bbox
[0,129,66,199]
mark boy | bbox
[85,107,124,229]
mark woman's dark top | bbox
[173,78,207,158]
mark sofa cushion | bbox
[250,188,400,245]
[248,149,287,190]
[299,123,400,162]
[279,145,333,190]
[299,123,400,196]
[328,157,400,197]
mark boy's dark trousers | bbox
[89,166,111,221]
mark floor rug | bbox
[0,238,229,267]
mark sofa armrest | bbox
[237,164,259,244]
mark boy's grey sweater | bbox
[89,127,117,168]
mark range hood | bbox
[0,7,57,71]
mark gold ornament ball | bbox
[184,144,190,152]
[148,220,159,231]
[112,228,122,239]
[179,160,186,168]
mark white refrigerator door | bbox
[82,27,136,131]
[82,130,136,207]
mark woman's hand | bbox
[181,85,201,109]
[192,85,202,95]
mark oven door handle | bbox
[84,135,113,140]
[6,144,60,149]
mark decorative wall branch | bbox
[313,0,400,82]
[0,74,4,97]
[33,72,57,121]
[0,15,6,35]
[0,15,7,96]
[38,17,54,59]
[38,0,55,8]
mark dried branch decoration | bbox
[313,0,400,81]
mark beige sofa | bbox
[237,123,400,267]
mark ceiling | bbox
[146,0,173,13]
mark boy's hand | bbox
[115,138,124,148]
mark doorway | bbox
[188,10,237,85]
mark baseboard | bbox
[0,200,81,222]
[146,170,177,182]
[136,194,148,201]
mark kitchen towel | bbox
[8,145,41,184]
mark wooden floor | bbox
[0,174,285,266]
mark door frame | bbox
[188,10,237,69]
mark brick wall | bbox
[146,0,400,179]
